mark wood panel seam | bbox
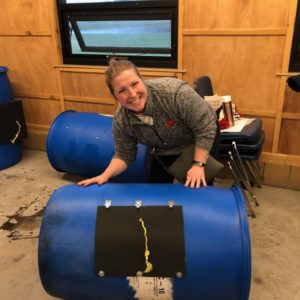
[0,31,52,36]
[64,96,115,105]
[27,123,50,131]
[15,93,60,100]
[183,28,287,36]
[282,113,300,120]
[260,152,300,167]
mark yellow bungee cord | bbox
[139,218,153,273]
[10,120,21,144]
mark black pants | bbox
[147,129,220,184]
[147,153,179,183]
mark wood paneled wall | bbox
[0,0,299,169]
[182,0,300,167]
[0,0,60,140]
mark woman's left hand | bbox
[184,165,207,188]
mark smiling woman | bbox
[56,0,178,68]
[112,69,148,113]
[77,58,218,188]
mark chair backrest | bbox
[193,76,214,98]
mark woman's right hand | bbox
[77,174,109,187]
[77,157,128,187]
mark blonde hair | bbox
[105,58,142,96]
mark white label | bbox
[127,277,173,300]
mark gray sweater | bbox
[113,77,217,165]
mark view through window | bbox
[56,0,178,68]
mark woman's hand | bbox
[184,165,207,188]
[77,157,128,187]
[77,174,109,187]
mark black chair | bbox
[194,76,263,217]
[193,76,214,98]
[287,74,300,92]
[220,118,264,217]
[220,119,264,191]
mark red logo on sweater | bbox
[166,119,174,127]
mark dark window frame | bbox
[56,0,178,68]
[289,1,300,72]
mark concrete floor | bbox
[0,150,299,300]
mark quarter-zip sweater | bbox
[112,77,217,166]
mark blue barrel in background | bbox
[0,142,22,170]
[38,183,251,300]
[0,66,22,170]
[47,110,149,183]
[0,66,14,104]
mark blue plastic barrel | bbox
[47,110,149,183]
[0,66,14,104]
[0,142,22,170]
[39,183,251,300]
[0,66,22,170]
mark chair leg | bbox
[245,160,263,188]
[253,160,264,181]
[228,151,258,207]
[227,161,256,218]
[231,142,260,205]
[229,146,259,207]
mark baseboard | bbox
[263,163,300,191]
[217,160,300,191]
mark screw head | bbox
[136,271,143,277]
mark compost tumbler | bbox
[47,110,149,182]
[38,183,251,300]
[0,66,22,170]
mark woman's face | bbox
[112,69,148,114]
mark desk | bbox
[220,118,262,144]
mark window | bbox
[289,1,300,72]
[56,0,178,68]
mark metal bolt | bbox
[136,271,143,277]
[98,270,105,277]
[176,271,183,278]
[168,200,175,208]
[105,200,111,208]
[135,200,142,208]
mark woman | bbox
[78,58,217,188]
